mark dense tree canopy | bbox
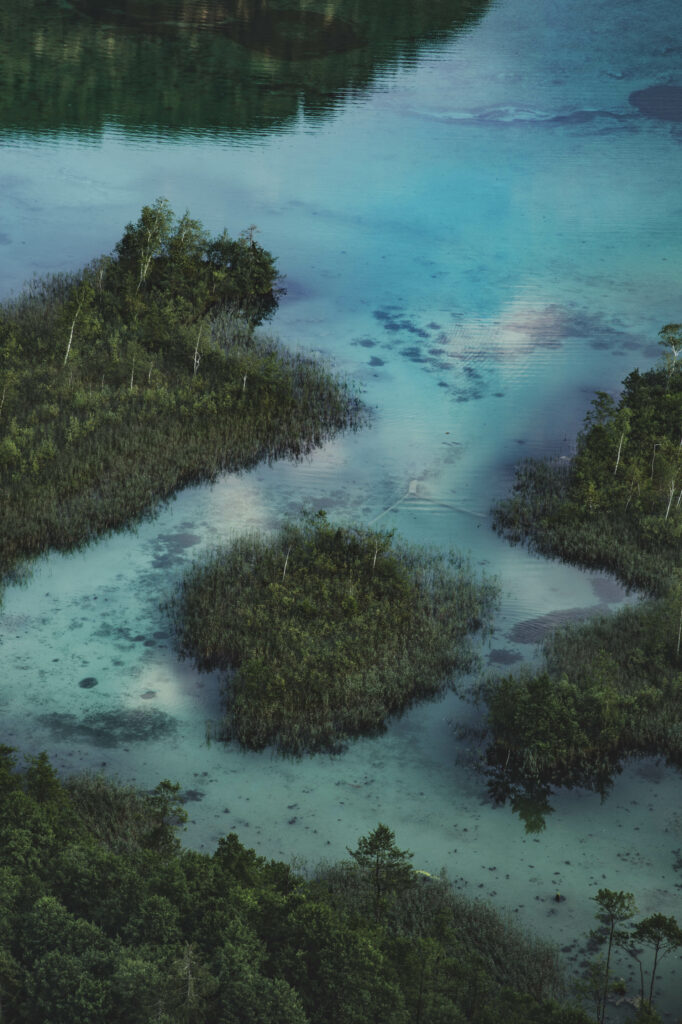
[0,747,593,1024]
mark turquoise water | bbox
[2,0,682,1013]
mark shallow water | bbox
[2,0,682,1014]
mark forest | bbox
[0,199,363,599]
[167,512,499,754]
[484,329,682,801]
[0,747,622,1024]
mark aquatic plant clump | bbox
[167,514,498,754]
[0,200,364,593]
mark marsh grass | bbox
[166,514,498,755]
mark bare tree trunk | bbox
[193,324,203,376]
[614,432,625,474]
[64,292,85,365]
[665,478,676,520]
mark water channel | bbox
[1,0,681,1013]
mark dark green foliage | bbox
[481,591,682,799]
[492,349,682,596]
[167,513,499,754]
[0,201,363,598]
[0,749,591,1024]
[486,342,682,803]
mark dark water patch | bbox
[437,381,450,388]
[635,759,667,783]
[487,648,523,666]
[630,85,682,122]
[0,233,10,245]
[179,788,205,803]
[140,690,157,700]
[38,708,177,747]
[401,346,427,363]
[352,337,377,348]
[157,532,202,551]
[153,630,170,640]
[548,109,631,127]
[78,676,98,689]
[590,575,627,604]
[369,356,385,367]
[508,606,606,644]
[143,639,156,647]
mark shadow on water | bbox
[0,0,491,139]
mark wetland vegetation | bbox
[167,512,498,754]
[485,332,682,805]
[0,200,363,596]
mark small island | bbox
[484,328,682,801]
[167,512,498,754]
[0,200,363,596]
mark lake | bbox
[1,0,681,1013]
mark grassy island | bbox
[485,330,682,800]
[0,748,595,1024]
[167,513,499,754]
[0,200,363,594]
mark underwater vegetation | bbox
[485,331,682,808]
[0,199,363,598]
[167,512,498,754]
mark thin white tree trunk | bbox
[665,478,676,520]
[614,431,625,474]
[64,293,85,365]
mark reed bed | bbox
[167,514,499,755]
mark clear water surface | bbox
[1,0,682,1013]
